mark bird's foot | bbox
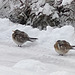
[59,54,63,56]
[18,45,22,47]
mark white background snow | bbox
[0,18,75,75]
[0,0,75,75]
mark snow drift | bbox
[0,18,75,75]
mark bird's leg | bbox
[59,54,63,56]
[18,45,22,47]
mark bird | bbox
[12,29,38,47]
[54,40,75,56]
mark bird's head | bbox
[13,29,21,34]
[57,40,64,46]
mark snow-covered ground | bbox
[0,18,75,75]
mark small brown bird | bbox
[54,40,75,56]
[12,29,38,47]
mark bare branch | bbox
[19,0,24,6]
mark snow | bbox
[0,18,75,75]
[43,3,53,15]
[55,0,73,6]
[31,0,45,12]
[31,1,57,17]
[61,0,73,5]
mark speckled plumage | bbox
[54,40,73,56]
[12,30,38,47]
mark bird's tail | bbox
[29,38,38,42]
[72,46,75,47]
[71,46,75,50]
